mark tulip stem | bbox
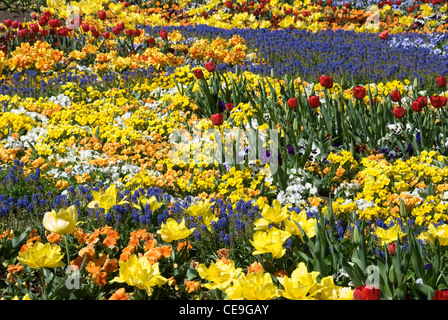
[64,235,71,266]
[39,268,47,300]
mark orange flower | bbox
[217,248,229,259]
[6,264,24,284]
[274,270,289,278]
[46,232,63,244]
[336,167,346,177]
[185,280,201,293]
[247,261,264,274]
[103,258,118,274]
[109,288,130,300]
[177,240,192,252]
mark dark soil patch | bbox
[0,8,35,23]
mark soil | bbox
[0,8,35,23]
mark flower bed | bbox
[0,0,448,301]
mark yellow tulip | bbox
[88,184,129,213]
[374,224,406,246]
[250,227,290,259]
[225,271,281,300]
[42,205,78,235]
[277,262,320,300]
[18,242,65,269]
[260,199,290,224]
[132,195,163,213]
[284,211,316,240]
[196,259,242,291]
[419,224,448,246]
[157,218,195,243]
[110,254,167,296]
[183,201,217,232]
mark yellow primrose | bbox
[225,271,281,300]
[277,262,321,300]
[18,242,65,269]
[110,254,167,296]
[157,218,195,243]
[374,224,406,245]
[284,211,317,240]
[87,184,129,213]
[42,205,78,235]
[250,227,291,259]
[196,259,242,291]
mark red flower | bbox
[11,20,18,29]
[133,29,141,37]
[327,0,332,5]
[353,85,366,100]
[388,242,396,256]
[3,19,12,27]
[102,32,110,39]
[225,0,233,8]
[308,95,320,108]
[319,75,333,89]
[411,100,423,112]
[112,27,121,35]
[159,29,167,39]
[117,22,125,30]
[436,76,447,88]
[430,95,448,108]
[204,61,215,72]
[81,23,89,32]
[57,27,69,37]
[287,97,298,109]
[39,29,48,36]
[433,289,448,300]
[125,29,133,37]
[392,106,406,118]
[389,90,401,102]
[211,113,224,126]
[98,10,106,20]
[193,69,204,79]
[147,37,155,45]
[353,285,381,300]
[225,102,234,112]
[379,30,389,40]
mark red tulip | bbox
[125,29,133,37]
[117,22,125,30]
[39,29,48,36]
[225,0,233,8]
[392,106,406,118]
[319,75,333,89]
[430,95,448,108]
[11,20,19,29]
[389,90,401,102]
[204,61,215,72]
[353,85,366,100]
[287,97,298,109]
[159,29,167,39]
[379,30,389,40]
[193,68,204,79]
[98,10,106,20]
[124,2,130,7]
[3,19,12,27]
[327,0,332,4]
[436,76,447,88]
[411,100,423,112]
[225,102,234,112]
[102,32,110,39]
[211,113,224,126]
[388,242,396,256]
[112,27,121,35]
[433,289,448,300]
[308,95,320,108]
[353,285,381,300]
[133,29,141,37]
[147,37,155,45]
[81,23,89,32]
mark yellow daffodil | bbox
[250,227,291,259]
[18,242,65,269]
[157,218,195,243]
[42,205,78,235]
[110,254,167,296]
[196,259,242,291]
[284,211,316,240]
[225,271,281,300]
[88,184,129,213]
[374,224,406,245]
